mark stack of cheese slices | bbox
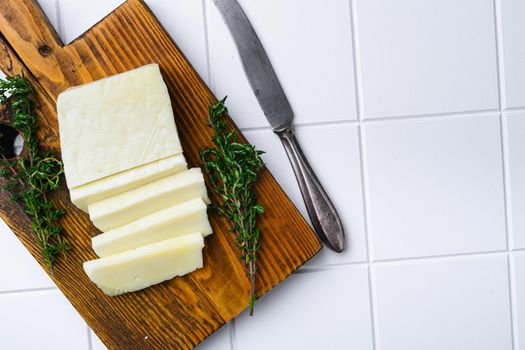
[57,64,212,296]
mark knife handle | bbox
[276,127,345,252]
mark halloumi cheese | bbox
[70,155,187,212]
[83,233,204,296]
[57,64,182,188]
[88,168,209,231]
[92,198,212,257]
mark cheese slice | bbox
[70,155,187,212]
[83,233,204,296]
[88,168,209,231]
[92,198,212,257]
[57,64,182,188]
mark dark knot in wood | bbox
[38,45,51,57]
[0,124,21,159]
[0,107,25,160]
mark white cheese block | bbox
[83,233,204,296]
[88,168,209,231]
[70,154,187,212]
[57,64,183,188]
[92,198,212,257]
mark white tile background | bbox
[1,0,524,349]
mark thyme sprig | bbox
[0,75,68,271]
[200,97,265,316]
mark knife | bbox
[212,0,345,252]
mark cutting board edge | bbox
[0,0,323,348]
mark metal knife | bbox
[213,0,345,252]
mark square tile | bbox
[59,0,125,44]
[0,290,89,350]
[207,0,357,129]
[235,266,373,350]
[499,0,525,108]
[512,251,525,350]
[505,112,525,249]
[372,255,513,350]
[244,124,367,265]
[145,0,209,84]
[364,114,506,260]
[0,219,55,292]
[356,0,499,118]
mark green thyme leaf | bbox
[200,97,265,316]
[0,75,68,271]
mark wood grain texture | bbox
[0,1,322,349]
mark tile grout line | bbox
[55,0,66,42]
[297,248,524,272]
[348,1,378,350]
[0,286,58,296]
[367,264,381,350]
[509,254,520,350]
[500,114,517,349]
[348,0,363,120]
[86,324,93,350]
[362,108,499,124]
[202,0,213,88]
[507,252,519,350]
[492,0,518,349]
[373,249,508,265]
[242,118,359,132]
[361,72,379,350]
[229,318,237,350]
[239,107,501,133]
[504,106,525,112]
[492,0,507,111]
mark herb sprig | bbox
[0,75,68,271]
[200,98,265,316]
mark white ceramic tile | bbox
[506,112,525,249]
[0,219,55,291]
[58,0,125,44]
[207,0,357,129]
[235,266,373,350]
[244,124,367,265]
[365,114,506,260]
[356,0,499,118]
[499,0,525,108]
[195,323,231,350]
[0,290,89,350]
[373,254,512,350]
[145,0,209,84]
[37,0,61,37]
[512,251,525,350]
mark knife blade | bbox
[213,0,346,252]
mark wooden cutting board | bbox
[0,0,321,349]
